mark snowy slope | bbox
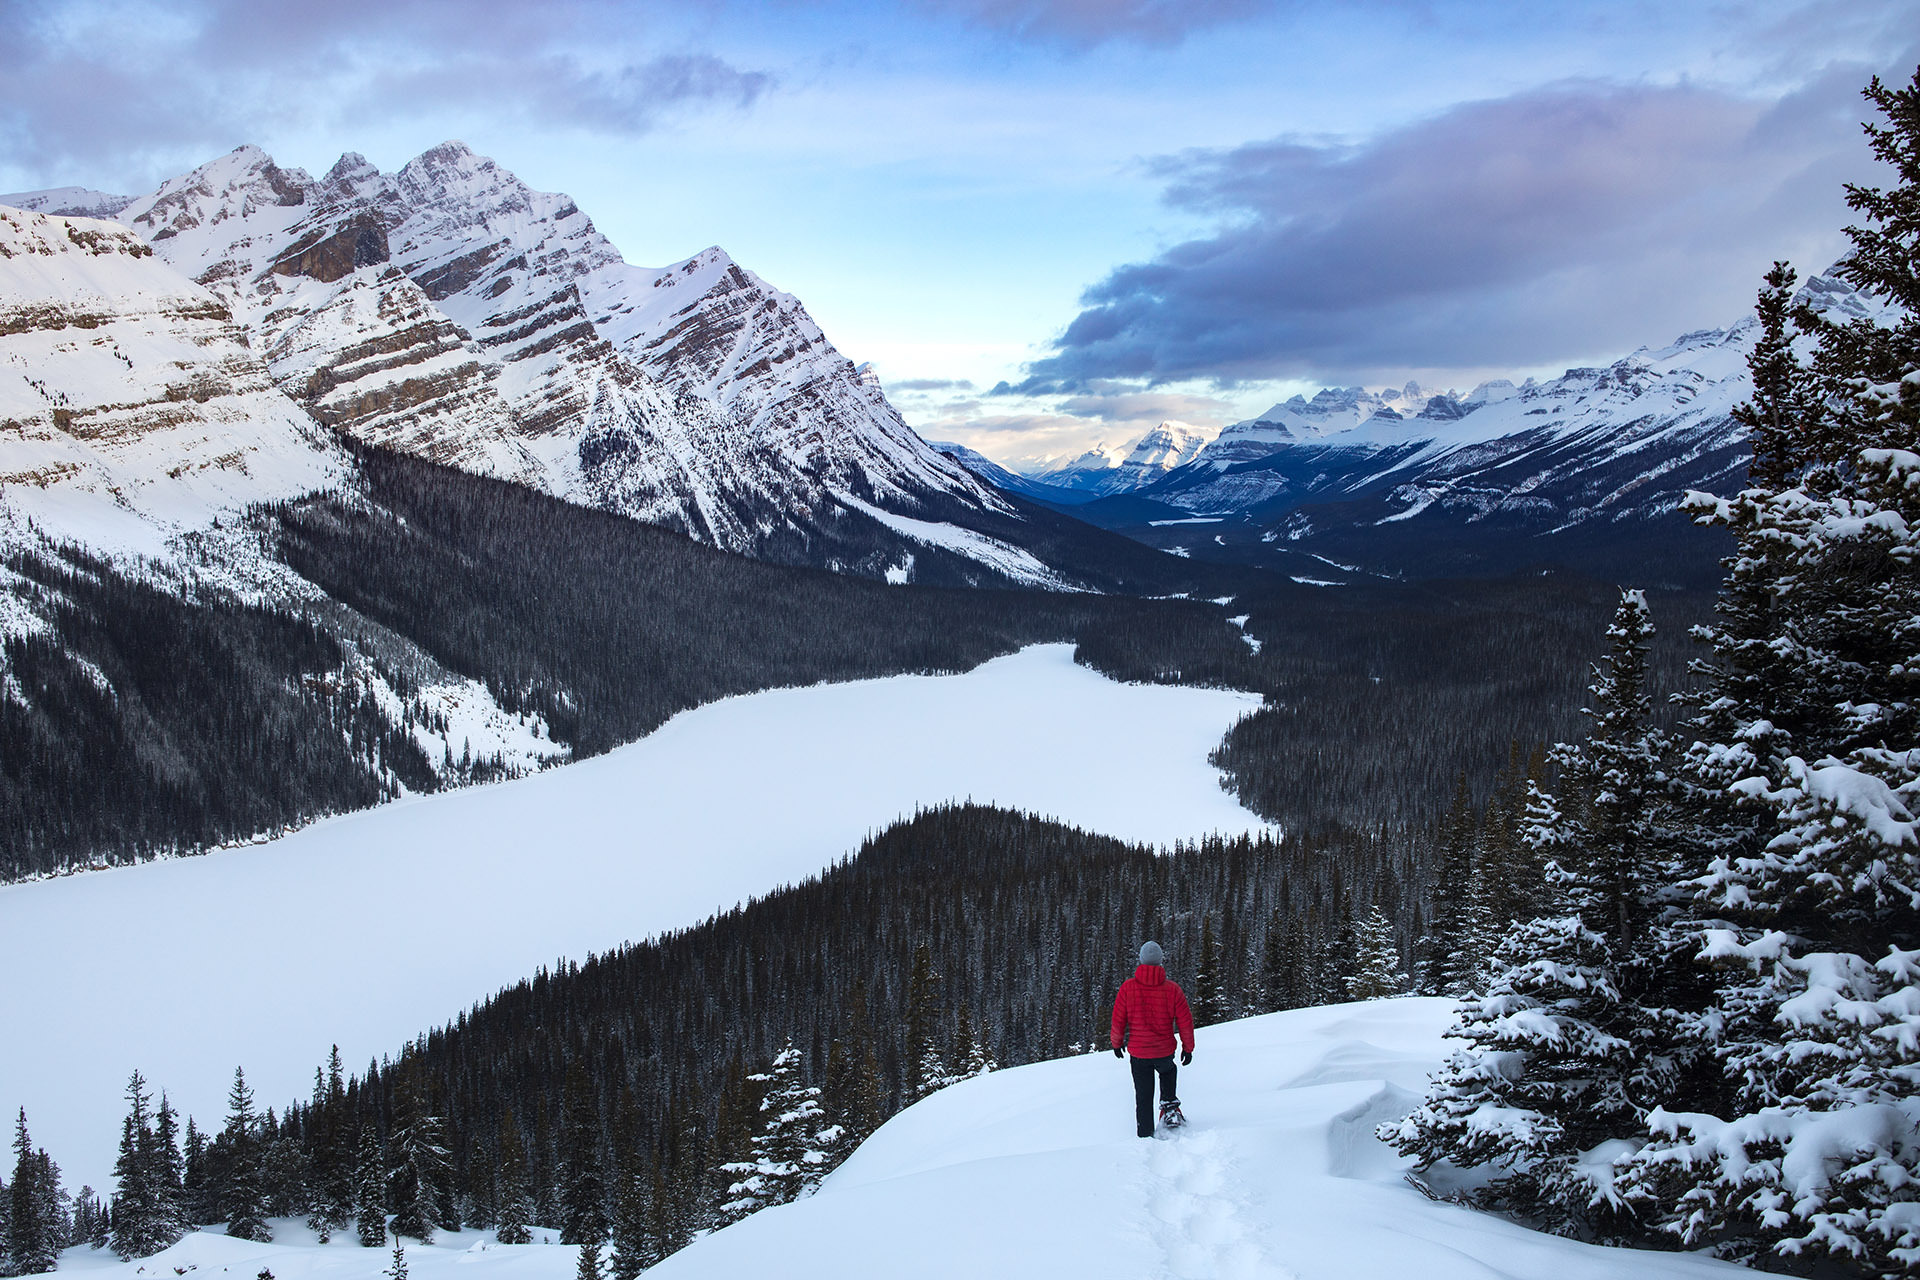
[0,205,345,556]
[98,143,1009,574]
[60,1003,1754,1280]
[0,187,135,219]
[0,645,1267,1192]
[650,1000,1749,1280]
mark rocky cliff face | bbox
[0,205,342,554]
[95,142,999,564]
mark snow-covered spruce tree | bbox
[607,1152,653,1280]
[492,1113,532,1245]
[1614,69,1920,1275]
[386,1058,449,1244]
[7,1109,60,1275]
[1385,591,1677,1238]
[220,1069,271,1243]
[1418,773,1481,996]
[1347,905,1408,1001]
[556,1064,605,1247]
[111,1073,185,1259]
[716,1044,845,1225]
[354,1128,387,1247]
[306,1051,355,1243]
[573,1238,601,1280]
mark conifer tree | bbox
[306,1050,354,1243]
[492,1113,532,1246]
[110,1073,184,1259]
[220,1069,270,1243]
[386,1057,448,1244]
[716,1044,842,1225]
[8,1109,58,1275]
[606,1151,651,1280]
[353,1128,386,1247]
[1194,915,1221,1024]
[1419,773,1481,995]
[1615,68,1920,1271]
[180,1119,211,1227]
[1346,906,1406,1001]
[1388,590,1682,1237]
[556,1063,605,1246]
[903,945,951,1100]
[573,1237,601,1280]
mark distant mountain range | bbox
[934,271,1880,587]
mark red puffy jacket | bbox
[1111,964,1196,1059]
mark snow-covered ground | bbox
[0,645,1267,1190]
[658,998,1745,1280]
[51,1000,1748,1280]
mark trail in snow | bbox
[1144,1128,1273,1280]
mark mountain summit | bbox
[33,141,1004,572]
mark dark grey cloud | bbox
[913,0,1275,48]
[0,0,771,180]
[1016,59,1913,391]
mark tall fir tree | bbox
[353,1128,387,1248]
[556,1063,605,1247]
[1388,592,1683,1238]
[8,1109,58,1275]
[1346,905,1406,1001]
[220,1068,270,1243]
[1615,69,1920,1273]
[306,1050,354,1243]
[716,1044,843,1226]
[386,1054,449,1244]
[492,1113,532,1246]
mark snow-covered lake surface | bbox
[49,1000,1748,1280]
[0,645,1268,1190]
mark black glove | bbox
[1113,1046,1124,1059]
[1181,1050,1193,1066]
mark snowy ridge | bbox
[34,1001,1754,1280]
[99,142,1006,570]
[0,204,345,556]
[0,187,136,220]
[656,1000,1747,1279]
[1140,276,1882,540]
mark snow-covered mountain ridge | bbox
[3,141,1023,583]
[1021,421,1213,496]
[1088,269,1891,582]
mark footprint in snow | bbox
[1142,1128,1289,1280]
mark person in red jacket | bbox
[1111,940,1196,1136]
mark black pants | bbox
[1130,1054,1178,1136]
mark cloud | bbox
[1017,62,1909,391]
[890,377,979,392]
[911,0,1276,48]
[0,0,772,178]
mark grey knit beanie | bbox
[1139,940,1165,966]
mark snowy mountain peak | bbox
[0,186,135,219]
[57,141,1002,575]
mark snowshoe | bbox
[1159,1098,1186,1129]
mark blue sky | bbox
[3,0,1914,466]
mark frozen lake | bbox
[0,644,1271,1189]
